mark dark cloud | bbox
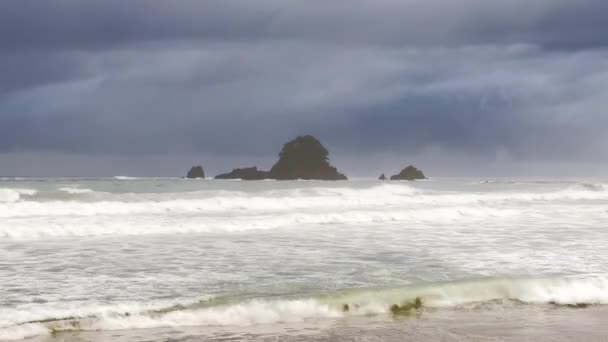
[0,1,277,49]
[1,1,607,49]
[0,1,607,176]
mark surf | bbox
[0,181,607,240]
[1,275,607,341]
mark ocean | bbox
[1,177,607,341]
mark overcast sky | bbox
[1,0,607,177]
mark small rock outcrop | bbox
[215,167,270,180]
[269,135,347,180]
[186,165,205,179]
[379,173,387,181]
[390,165,426,181]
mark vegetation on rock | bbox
[186,165,205,179]
[269,135,347,180]
[390,165,426,181]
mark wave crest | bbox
[1,182,607,240]
[58,187,95,195]
[0,188,37,203]
[1,275,607,340]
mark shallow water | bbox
[1,177,607,341]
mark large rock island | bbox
[213,135,347,180]
[186,165,205,179]
[269,135,347,180]
[390,165,426,181]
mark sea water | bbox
[1,177,608,341]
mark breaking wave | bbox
[58,187,95,195]
[112,176,141,180]
[1,275,607,340]
[2,182,608,214]
[0,206,537,240]
[0,182,607,240]
[0,188,37,203]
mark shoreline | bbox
[16,305,608,342]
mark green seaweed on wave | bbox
[567,303,590,309]
[341,303,361,312]
[548,301,590,309]
[389,297,423,316]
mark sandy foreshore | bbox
[27,305,608,342]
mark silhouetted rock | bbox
[215,167,270,180]
[186,166,205,179]
[390,166,426,181]
[379,173,387,181]
[269,135,347,180]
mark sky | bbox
[1,0,607,177]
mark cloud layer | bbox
[1,0,607,176]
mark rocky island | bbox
[268,135,347,180]
[390,165,426,181]
[212,135,347,180]
[215,167,270,180]
[186,165,205,179]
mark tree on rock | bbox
[186,165,205,179]
[269,135,347,180]
[390,165,426,181]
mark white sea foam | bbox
[0,323,49,341]
[0,188,37,203]
[0,185,413,219]
[3,201,607,240]
[0,296,213,340]
[352,275,608,308]
[0,183,606,240]
[1,275,606,340]
[113,176,140,180]
[0,206,523,240]
[58,187,95,194]
[1,183,607,217]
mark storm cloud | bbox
[1,0,607,176]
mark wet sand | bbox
[35,305,608,342]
